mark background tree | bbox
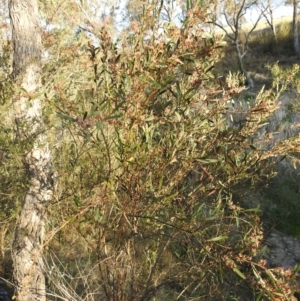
[212,0,265,87]
[292,0,300,55]
[39,2,300,300]
[285,0,300,55]
[260,0,284,49]
[9,0,55,300]
[1,1,300,300]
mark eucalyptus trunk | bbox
[9,0,54,300]
[235,39,254,88]
[293,0,300,56]
[266,0,278,51]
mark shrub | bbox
[17,3,300,301]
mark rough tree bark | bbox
[9,0,54,300]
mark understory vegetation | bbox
[1,1,300,300]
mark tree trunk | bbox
[235,40,254,88]
[267,0,278,52]
[9,1,54,300]
[293,0,300,56]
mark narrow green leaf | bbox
[233,267,246,279]
[244,207,261,213]
[94,207,100,222]
[20,87,28,93]
[252,266,260,280]
[158,175,164,191]
[205,65,214,73]
[97,78,104,87]
[279,155,287,162]
[207,235,228,242]
[197,158,218,164]
[163,192,179,204]
[56,112,76,122]
[144,116,155,121]
[235,216,239,227]
[74,195,82,206]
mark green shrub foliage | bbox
[2,2,300,301]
